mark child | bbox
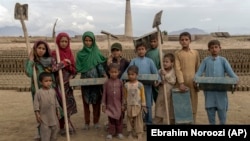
[25,40,53,101]
[146,33,161,103]
[25,40,57,140]
[51,32,77,135]
[194,39,239,124]
[107,42,130,78]
[33,72,60,141]
[101,63,124,140]
[121,41,160,125]
[174,32,200,123]
[123,65,146,141]
[76,31,107,130]
[154,53,176,125]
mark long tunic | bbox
[102,79,123,120]
[123,81,146,117]
[194,56,238,110]
[33,88,60,126]
[25,59,56,101]
[174,49,200,115]
[155,68,176,119]
[81,63,106,104]
[51,58,77,116]
[121,56,161,107]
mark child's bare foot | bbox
[128,132,133,139]
[137,134,142,141]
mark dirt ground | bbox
[0,89,250,141]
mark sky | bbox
[0,0,250,36]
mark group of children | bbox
[25,31,239,141]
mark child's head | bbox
[135,41,147,57]
[108,63,120,79]
[111,42,122,58]
[33,40,51,59]
[82,31,95,48]
[39,72,53,89]
[150,33,158,49]
[179,32,192,49]
[127,65,138,82]
[208,39,221,57]
[56,32,70,49]
[163,53,175,70]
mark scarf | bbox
[76,31,106,73]
[33,40,52,72]
[51,32,76,74]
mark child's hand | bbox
[160,69,166,76]
[142,106,147,113]
[107,55,113,65]
[64,59,71,65]
[179,83,188,92]
[56,108,61,119]
[29,49,34,61]
[154,81,160,87]
[122,105,126,112]
[35,112,42,123]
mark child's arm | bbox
[24,59,34,77]
[194,59,206,78]
[51,56,70,72]
[122,85,128,111]
[101,81,108,113]
[33,91,42,123]
[140,84,147,113]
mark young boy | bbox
[174,32,200,123]
[107,42,130,78]
[146,33,161,103]
[121,41,160,125]
[33,72,60,141]
[123,65,146,141]
[194,39,238,124]
[102,63,124,140]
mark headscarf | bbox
[51,32,76,74]
[76,31,106,73]
[33,40,52,72]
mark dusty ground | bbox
[0,89,250,141]
[0,35,250,141]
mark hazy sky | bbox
[0,0,250,36]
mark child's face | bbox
[36,43,47,57]
[163,57,173,70]
[84,36,93,47]
[209,44,221,56]
[127,71,137,82]
[179,36,191,48]
[111,49,121,58]
[136,46,146,57]
[59,37,68,49]
[41,76,52,89]
[150,39,158,49]
[109,68,120,79]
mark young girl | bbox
[102,63,124,140]
[25,40,53,101]
[51,32,77,135]
[154,53,176,125]
[25,40,56,140]
[76,31,107,130]
[123,65,146,141]
[33,72,60,141]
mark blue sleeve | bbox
[223,59,239,80]
[194,59,206,79]
[149,59,161,81]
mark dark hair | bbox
[179,32,192,41]
[208,39,221,48]
[39,72,52,82]
[135,41,147,49]
[150,33,158,41]
[127,65,139,74]
[164,53,175,62]
[108,63,120,71]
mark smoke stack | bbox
[124,0,133,37]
